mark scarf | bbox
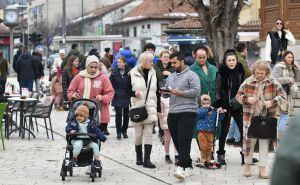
[79,69,100,98]
[72,67,79,77]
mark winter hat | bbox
[85,55,100,67]
[75,103,89,120]
[59,49,65,54]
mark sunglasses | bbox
[276,22,283,25]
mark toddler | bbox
[65,103,106,168]
[196,95,225,168]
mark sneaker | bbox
[165,155,172,164]
[94,160,101,169]
[195,161,205,168]
[209,161,221,169]
[184,167,194,178]
[174,166,185,179]
[122,133,128,138]
[217,154,226,166]
[226,138,235,144]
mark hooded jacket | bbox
[16,52,36,80]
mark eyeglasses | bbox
[276,22,283,25]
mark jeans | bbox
[168,112,197,168]
[19,80,34,92]
[115,107,129,134]
[227,119,241,142]
[71,140,100,157]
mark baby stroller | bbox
[60,99,102,182]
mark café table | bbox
[7,97,37,139]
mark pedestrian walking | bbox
[61,43,84,70]
[154,49,174,142]
[32,51,44,95]
[196,94,226,168]
[236,60,286,179]
[236,42,252,78]
[158,96,178,164]
[109,56,131,140]
[127,51,161,169]
[272,50,300,138]
[162,51,200,180]
[16,46,35,92]
[214,49,245,165]
[62,55,80,104]
[67,55,114,135]
[265,18,296,67]
[0,50,9,98]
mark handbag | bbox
[129,75,152,122]
[229,97,242,111]
[248,107,277,139]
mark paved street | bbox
[0,75,272,185]
[0,103,273,185]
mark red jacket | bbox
[67,72,114,123]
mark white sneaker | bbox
[174,166,185,179]
[184,167,194,178]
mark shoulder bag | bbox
[248,107,277,139]
[129,75,152,122]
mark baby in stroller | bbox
[65,102,106,168]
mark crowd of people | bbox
[6,18,299,181]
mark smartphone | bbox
[160,88,172,92]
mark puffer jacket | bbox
[196,107,225,133]
[16,52,35,80]
[65,119,106,142]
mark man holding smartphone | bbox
[161,51,200,180]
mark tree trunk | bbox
[189,0,243,67]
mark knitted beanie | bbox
[75,103,89,120]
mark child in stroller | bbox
[61,99,105,182]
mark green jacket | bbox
[190,61,218,104]
[61,49,84,70]
[236,52,251,78]
[270,113,300,185]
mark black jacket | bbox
[109,66,131,108]
[33,55,44,79]
[16,52,36,80]
[215,63,245,109]
[62,68,77,100]
[153,60,174,88]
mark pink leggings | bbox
[164,129,177,155]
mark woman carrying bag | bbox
[236,60,286,179]
[127,51,161,169]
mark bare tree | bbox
[35,16,61,56]
[179,0,244,66]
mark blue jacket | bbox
[112,49,137,69]
[109,66,131,108]
[196,107,225,133]
[65,119,106,142]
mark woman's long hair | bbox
[272,18,286,32]
[65,55,79,77]
[282,50,294,65]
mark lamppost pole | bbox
[62,0,67,49]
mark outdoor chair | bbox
[24,96,55,140]
[0,103,8,150]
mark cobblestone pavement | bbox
[0,76,272,185]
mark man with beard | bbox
[161,51,200,180]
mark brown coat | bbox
[236,76,286,156]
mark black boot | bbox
[135,145,143,165]
[102,124,110,135]
[217,150,226,166]
[143,144,156,168]
[240,151,245,165]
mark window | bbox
[142,25,145,29]
[134,26,137,37]
[126,28,129,37]
[147,24,151,29]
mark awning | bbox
[168,35,206,44]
